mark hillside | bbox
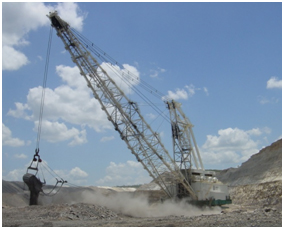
[217,139,282,186]
[217,139,282,208]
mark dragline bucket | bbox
[23,173,43,205]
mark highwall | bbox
[229,180,282,207]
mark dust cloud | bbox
[44,189,221,218]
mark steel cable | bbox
[35,26,53,150]
[71,28,165,98]
[70,28,171,124]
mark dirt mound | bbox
[2,180,25,193]
[2,180,29,207]
[217,139,282,186]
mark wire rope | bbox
[40,161,67,196]
[35,26,53,150]
[40,161,59,180]
[70,28,172,124]
[71,28,165,99]
[100,61,171,123]
[25,26,68,197]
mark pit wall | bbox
[228,180,282,207]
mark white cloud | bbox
[201,127,267,168]
[70,167,88,178]
[34,120,87,146]
[3,168,26,181]
[56,65,87,89]
[162,88,188,101]
[2,2,51,71]
[149,67,166,78]
[2,123,25,147]
[8,65,111,132]
[8,63,141,145]
[162,84,207,101]
[45,165,89,185]
[185,84,196,97]
[54,2,87,32]
[2,2,86,71]
[3,162,88,185]
[100,63,140,94]
[258,96,269,104]
[14,154,27,159]
[96,161,151,186]
[258,96,279,104]
[2,46,29,71]
[7,103,30,119]
[246,128,262,136]
[100,136,115,142]
[159,68,166,73]
[146,113,157,120]
[267,77,282,89]
[203,128,258,151]
[150,70,159,78]
[262,127,272,134]
[203,87,209,96]
[200,149,241,166]
[2,2,50,45]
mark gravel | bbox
[2,203,282,227]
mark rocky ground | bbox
[2,202,282,227]
[2,139,282,227]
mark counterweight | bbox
[47,12,197,199]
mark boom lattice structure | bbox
[48,12,197,199]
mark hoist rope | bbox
[27,26,67,196]
[35,26,53,150]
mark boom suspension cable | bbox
[71,28,166,99]
[70,28,172,124]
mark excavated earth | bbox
[2,139,282,227]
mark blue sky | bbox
[2,2,282,187]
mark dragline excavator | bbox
[24,11,231,206]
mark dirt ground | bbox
[2,200,282,227]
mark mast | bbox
[47,11,197,199]
[167,100,204,172]
[167,100,204,198]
